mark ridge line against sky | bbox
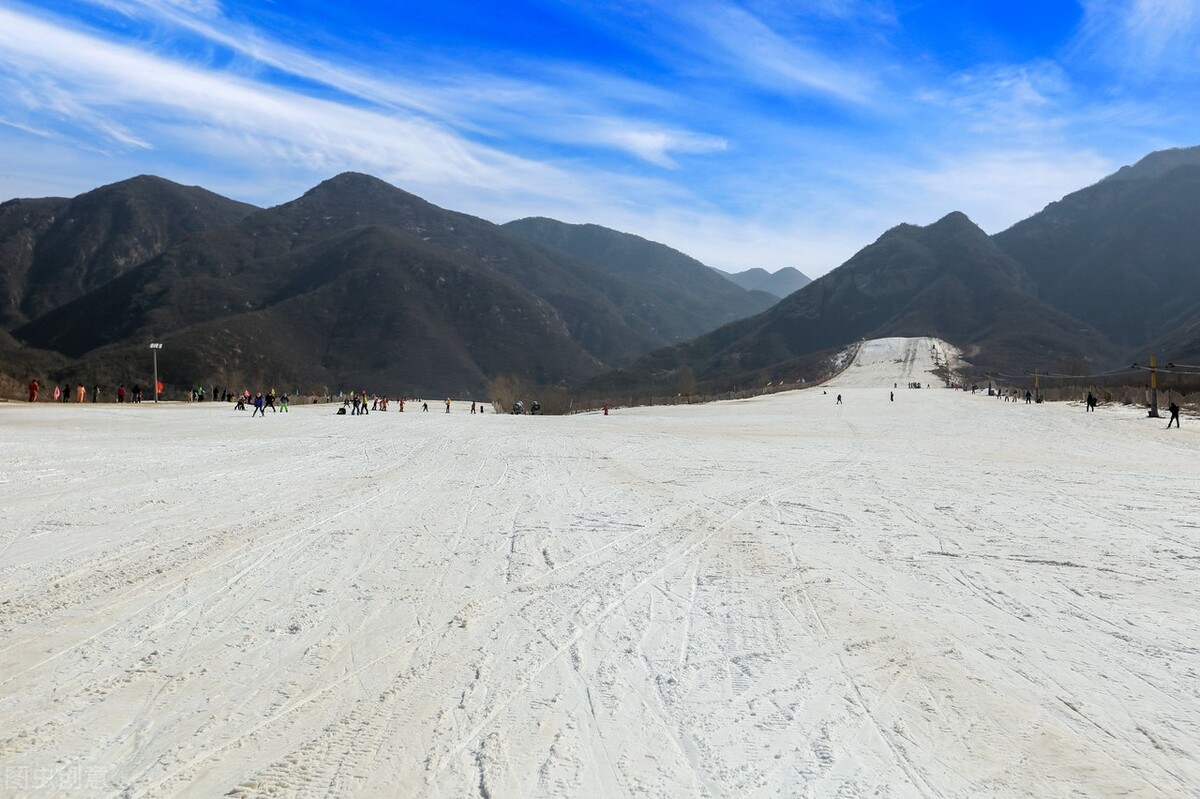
[0,0,1198,276]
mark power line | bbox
[991,367,1140,380]
[1038,366,1142,379]
[990,363,1200,380]
[1133,363,1200,374]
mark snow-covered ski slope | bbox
[827,337,960,388]
[1,337,1197,798]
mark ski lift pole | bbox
[1034,369,1039,401]
[1148,354,1161,418]
[150,342,162,403]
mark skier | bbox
[1167,401,1181,429]
[77,383,86,403]
[252,392,266,417]
[890,391,894,402]
[117,386,126,404]
[471,401,476,414]
[1086,392,1097,412]
[445,397,451,413]
[422,401,429,412]
[835,394,842,405]
[280,394,290,412]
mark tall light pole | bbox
[150,343,162,403]
[1148,353,1160,418]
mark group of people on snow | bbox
[240,389,289,416]
[27,380,147,404]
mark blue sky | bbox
[0,0,1197,276]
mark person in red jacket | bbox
[28,379,39,402]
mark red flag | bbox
[53,385,61,400]
[156,381,164,394]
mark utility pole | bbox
[150,343,162,402]
[1034,369,1040,401]
[1148,353,1160,418]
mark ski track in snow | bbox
[1,337,1198,797]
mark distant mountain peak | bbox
[264,172,439,230]
[712,265,811,299]
[302,172,418,201]
[928,210,990,238]
[933,210,975,226]
[315,171,392,188]
[876,212,986,246]
[108,174,173,189]
[83,174,223,200]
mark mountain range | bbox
[710,266,811,298]
[0,174,778,396]
[589,146,1200,395]
[2,145,1199,400]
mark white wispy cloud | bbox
[557,119,727,167]
[1072,0,1200,76]
[0,7,563,188]
[1118,0,1200,58]
[71,0,725,170]
[675,3,878,102]
[79,0,483,120]
[0,114,57,140]
[915,61,1073,142]
[586,0,883,105]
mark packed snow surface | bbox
[1,337,1197,798]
